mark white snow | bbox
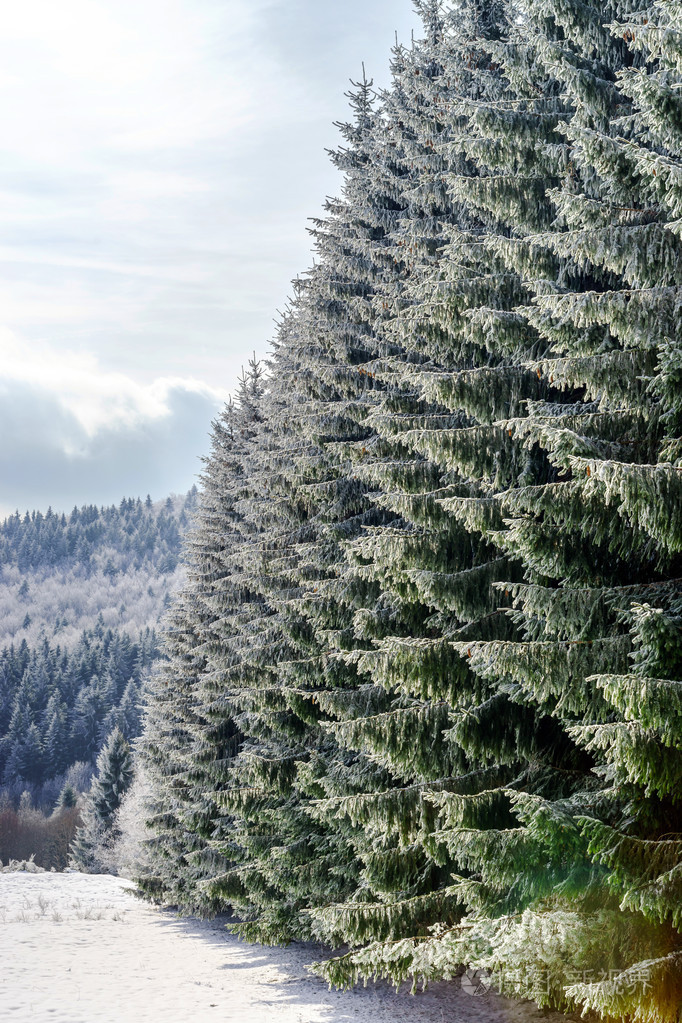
[0,872,572,1023]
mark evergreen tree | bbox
[137,3,682,1020]
[43,694,69,777]
[317,3,682,1019]
[55,782,78,811]
[70,726,133,872]
[140,362,266,911]
[202,66,442,942]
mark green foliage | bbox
[70,726,133,872]
[0,624,157,792]
[138,2,682,1020]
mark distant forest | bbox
[0,491,196,650]
[0,491,196,807]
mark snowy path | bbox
[0,872,572,1023]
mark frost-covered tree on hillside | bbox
[70,726,133,873]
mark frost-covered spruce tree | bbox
[317,1,682,1018]
[205,383,370,941]
[313,0,682,1015]
[142,318,372,939]
[175,49,480,945]
[70,726,133,872]
[278,57,460,947]
[305,0,558,977]
[263,28,509,952]
[180,357,338,938]
[139,363,264,910]
[137,592,213,904]
[178,361,267,907]
[194,73,414,942]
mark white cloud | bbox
[0,247,209,283]
[0,327,225,439]
[0,0,269,158]
[0,0,423,513]
[0,335,224,516]
[0,0,422,375]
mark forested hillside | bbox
[0,492,196,650]
[0,491,196,806]
[139,3,682,1022]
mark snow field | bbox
[0,872,574,1023]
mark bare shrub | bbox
[0,804,81,870]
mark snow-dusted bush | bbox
[99,764,156,879]
[0,854,47,873]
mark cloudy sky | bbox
[0,0,421,517]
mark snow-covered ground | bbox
[0,872,572,1023]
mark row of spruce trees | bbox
[1,627,154,789]
[139,2,682,1019]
